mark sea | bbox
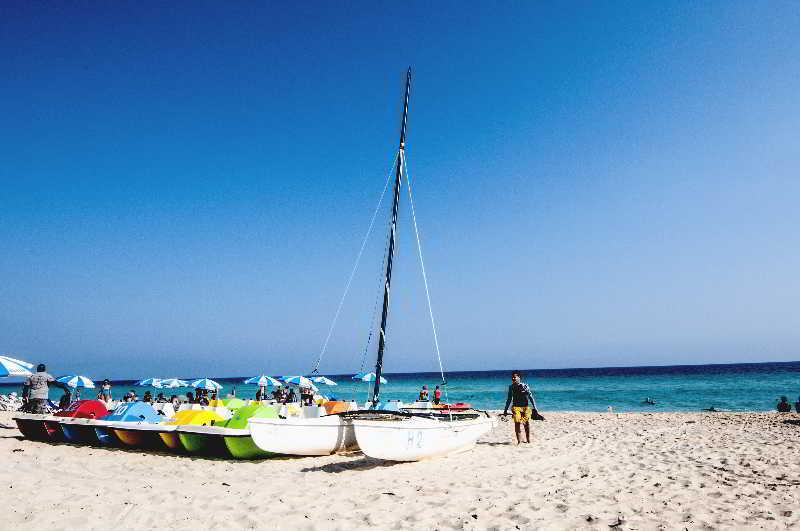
[2,361,799,412]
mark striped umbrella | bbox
[352,372,387,384]
[243,375,282,387]
[190,378,222,390]
[135,378,162,387]
[311,376,338,386]
[0,355,34,377]
[159,378,189,388]
[56,375,96,389]
[281,376,319,391]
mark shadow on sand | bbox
[300,457,403,473]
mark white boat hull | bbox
[248,415,356,456]
[352,415,496,461]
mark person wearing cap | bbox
[21,363,68,413]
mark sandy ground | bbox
[2,411,799,530]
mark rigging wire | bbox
[401,150,452,417]
[310,152,399,375]
[351,202,395,403]
[358,232,391,375]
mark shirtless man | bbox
[502,370,538,444]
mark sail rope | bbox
[311,152,399,375]
[401,151,452,418]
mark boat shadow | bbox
[12,438,260,461]
[10,437,382,464]
[476,441,515,446]
[300,456,404,473]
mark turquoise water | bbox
[3,361,799,412]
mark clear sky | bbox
[1,2,799,379]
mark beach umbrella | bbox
[190,378,223,390]
[135,378,162,387]
[352,372,387,384]
[311,376,338,386]
[56,375,96,389]
[281,376,319,391]
[243,375,282,387]
[159,378,189,388]
[0,355,34,377]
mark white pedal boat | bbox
[248,403,358,456]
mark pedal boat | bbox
[159,409,227,451]
[13,412,60,441]
[176,403,279,458]
[247,400,358,456]
[15,400,109,443]
[90,402,164,446]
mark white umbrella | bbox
[352,372,387,384]
[135,378,162,387]
[0,355,34,377]
[190,378,222,390]
[159,378,189,388]
[244,375,282,387]
[311,376,338,386]
[56,375,96,389]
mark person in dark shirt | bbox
[502,370,538,444]
[795,396,800,413]
[300,386,314,406]
[777,396,791,413]
[58,389,72,410]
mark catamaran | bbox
[343,68,495,461]
[248,68,495,461]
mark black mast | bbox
[372,68,411,404]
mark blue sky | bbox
[1,2,799,379]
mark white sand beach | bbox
[2,411,799,530]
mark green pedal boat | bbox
[175,403,280,459]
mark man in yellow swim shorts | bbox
[502,370,539,444]
[512,404,532,423]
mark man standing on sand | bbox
[21,363,68,413]
[502,371,538,444]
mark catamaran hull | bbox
[93,426,120,446]
[61,422,102,445]
[174,425,274,459]
[177,432,227,455]
[112,425,173,450]
[160,432,183,451]
[13,414,60,441]
[352,416,496,461]
[248,415,356,456]
[224,435,273,459]
[43,419,67,442]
